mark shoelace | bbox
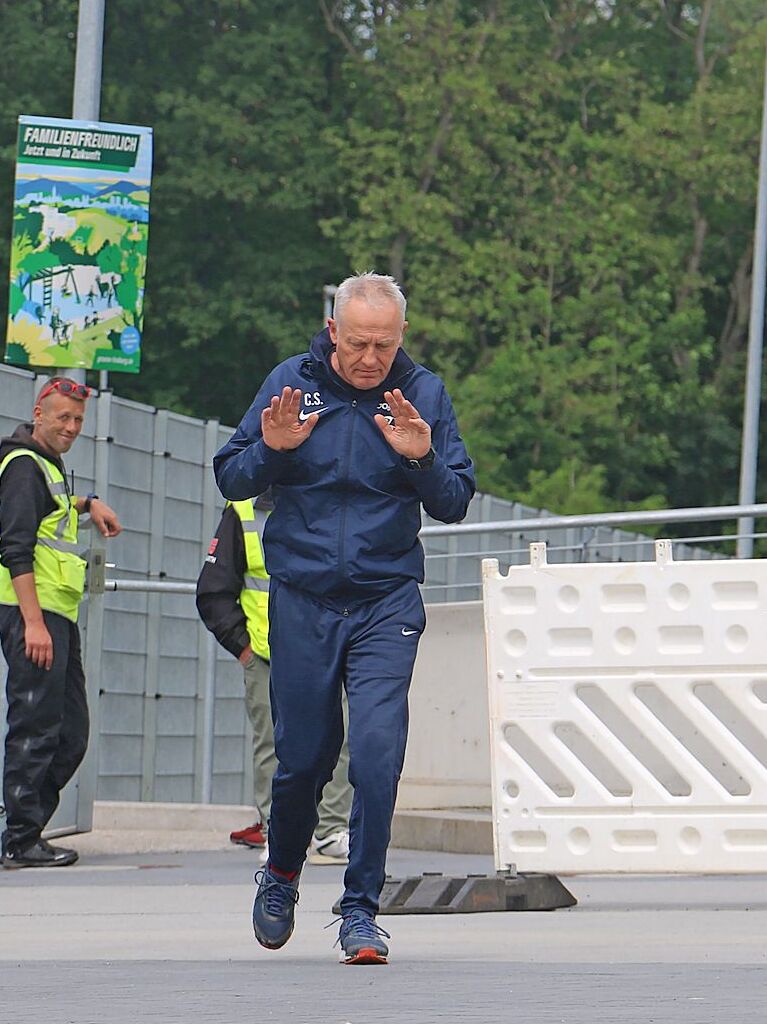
[254,868,300,916]
[327,912,391,946]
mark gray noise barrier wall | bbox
[0,363,716,822]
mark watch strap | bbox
[405,447,436,471]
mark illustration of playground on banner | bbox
[5,116,152,373]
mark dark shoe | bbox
[338,910,390,965]
[230,822,266,848]
[2,839,79,870]
[252,864,300,949]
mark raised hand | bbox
[261,387,319,451]
[374,389,431,459]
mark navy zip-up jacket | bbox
[214,329,475,604]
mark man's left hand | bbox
[374,389,432,459]
[89,499,122,538]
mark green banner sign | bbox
[19,124,142,172]
[5,115,153,374]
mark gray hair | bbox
[333,272,407,327]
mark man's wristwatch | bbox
[405,447,436,471]
[83,493,99,513]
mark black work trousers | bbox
[1,605,89,854]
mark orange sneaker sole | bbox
[342,948,388,965]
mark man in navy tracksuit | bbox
[214,272,475,964]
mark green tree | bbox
[1,0,767,524]
[0,1,78,324]
[321,0,767,513]
[97,0,348,415]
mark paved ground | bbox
[1,843,765,1023]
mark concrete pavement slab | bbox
[3,961,765,1024]
[1,846,765,1022]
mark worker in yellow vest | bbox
[196,492,352,863]
[0,377,121,868]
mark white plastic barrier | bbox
[482,542,767,873]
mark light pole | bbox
[68,0,106,387]
[737,43,767,558]
[73,0,105,124]
[323,284,337,323]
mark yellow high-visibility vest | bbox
[231,499,270,661]
[0,448,86,622]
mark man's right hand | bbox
[11,574,54,670]
[261,387,318,451]
[238,644,254,666]
[25,620,54,670]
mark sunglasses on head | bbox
[38,379,92,402]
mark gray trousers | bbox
[243,653,352,839]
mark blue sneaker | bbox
[338,910,390,965]
[252,865,300,949]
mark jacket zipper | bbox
[337,398,358,584]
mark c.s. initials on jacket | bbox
[214,328,476,604]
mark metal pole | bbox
[72,0,105,122]
[76,388,112,830]
[323,284,337,322]
[71,0,106,388]
[418,502,767,538]
[737,43,767,558]
[197,419,221,802]
[201,631,218,804]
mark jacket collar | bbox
[308,327,416,395]
[0,422,66,473]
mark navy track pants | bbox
[266,577,425,916]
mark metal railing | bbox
[419,502,767,538]
[418,503,767,601]
[84,501,767,807]
[99,501,767,600]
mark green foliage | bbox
[10,231,34,278]
[321,0,767,512]
[96,243,122,276]
[115,274,138,324]
[8,282,25,318]
[93,0,347,416]
[18,249,59,277]
[519,460,613,517]
[0,0,766,517]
